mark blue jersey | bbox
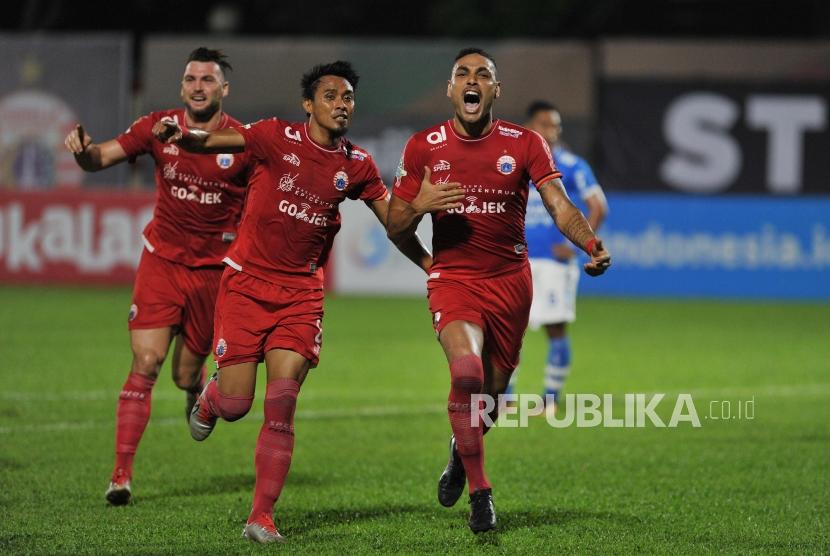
[525,146,603,260]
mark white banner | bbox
[333,199,433,294]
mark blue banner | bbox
[580,194,830,300]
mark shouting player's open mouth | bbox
[333,112,349,125]
[463,90,481,114]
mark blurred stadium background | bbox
[1,1,828,553]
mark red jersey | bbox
[225,118,388,289]
[393,119,561,280]
[116,109,251,267]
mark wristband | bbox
[584,237,598,255]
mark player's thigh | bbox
[264,349,310,385]
[179,266,224,362]
[263,287,324,369]
[438,320,485,362]
[428,279,485,361]
[129,251,185,332]
[170,335,207,387]
[217,361,258,397]
[482,266,532,376]
[212,269,271,370]
[129,327,174,376]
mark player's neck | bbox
[452,114,494,138]
[185,109,224,132]
[306,119,342,149]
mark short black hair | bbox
[187,47,232,77]
[454,47,497,70]
[526,100,559,120]
[301,60,360,101]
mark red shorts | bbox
[427,265,532,372]
[129,250,222,356]
[212,268,324,368]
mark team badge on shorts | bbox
[333,170,349,191]
[216,153,234,169]
[215,338,227,357]
[128,304,138,322]
[497,155,516,175]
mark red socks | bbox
[448,354,491,493]
[113,372,156,480]
[249,378,300,523]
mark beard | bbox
[329,123,349,138]
[187,99,221,123]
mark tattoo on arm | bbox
[559,209,595,251]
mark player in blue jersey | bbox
[510,101,608,414]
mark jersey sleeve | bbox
[525,131,561,189]
[348,156,389,202]
[574,158,603,200]
[235,118,277,161]
[115,114,155,161]
[391,136,424,204]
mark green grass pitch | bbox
[0,286,828,554]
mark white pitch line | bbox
[1,383,828,436]
[2,383,828,403]
[0,404,447,435]
[0,390,432,403]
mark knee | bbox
[131,349,164,379]
[216,392,253,422]
[449,354,484,394]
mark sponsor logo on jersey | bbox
[283,152,301,166]
[278,173,298,192]
[278,200,329,226]
[216,153,234,169]
[163,144,179,156]
[446,195,507,215]
[284,126,301,142]
[395,155,407,181]
[350,148,367,161]
[426,125,447,145]
[128,304,138,322]
[163,161,178,180]
[433,160,451,172]
[215,338,227,357]
[435,174,452,185]
[498,125,523,139]
[170,185,223,204]
[497,155,516,175]
[333,170,349,191]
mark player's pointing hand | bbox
[584,239,611,277]
[411,166,465,215]
[152,118,183,144]
[64,124,92,155]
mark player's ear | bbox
[222,81,229,98]
[494,81,501,99]
[302,98,313,117]
[446,80,452,99]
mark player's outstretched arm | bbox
[64,124,128,172]
[538,177,611,276]
[386,167,464,245]
[369,197,433,273]
[151,119,245,153]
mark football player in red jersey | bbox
[64,47,253,506]
[386,48,611,533]
[153,60,432,544]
